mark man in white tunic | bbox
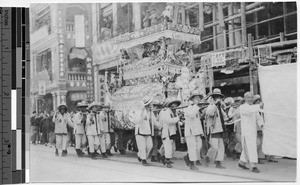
[158,97,181,168]
[99,106,113,157]
[86,102,101,160]
[183,92,205,170]
[134,97,161,166]
[73,101,88,157]
[238,92,264,173]
[52,104,74,157]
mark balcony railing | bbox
[66,22,74,32]
[68,71,87,87]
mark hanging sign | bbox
[75,15,85,47]
[258,45,272,65]
[211,52,226,67]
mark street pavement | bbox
[30,144,296,183]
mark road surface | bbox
[30,146,255,183]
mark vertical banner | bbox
[38,81,46,95]
[98,72,106,105]
[258,63,297,158]
[74,15,85,48]
[86,56,93,102]
[201,55,214,87]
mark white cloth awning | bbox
[258,63,297,158]
[113,30,201,51]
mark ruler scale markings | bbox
[2,7,13,185]
[11,8,16,90]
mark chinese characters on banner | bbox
[98,73,106,105]
[211,52,226,67]
[86,55,94,101]
[200,55,214,88]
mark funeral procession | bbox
[29,2,297,183]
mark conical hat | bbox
[87,101,102,110]
[57,104,68,110]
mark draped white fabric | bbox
[258,63,297,158]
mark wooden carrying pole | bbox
[248,33,254,94]
[241,2,247,46]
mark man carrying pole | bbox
[183,91,205,170]
[205,88,228,169]
[134,97,161,166]
[86,102,101,160]
[99,105,112,157]
[52,104,74,157]
[73,101,88,157]
[158,97,181,168]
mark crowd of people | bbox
[30,88,278,174]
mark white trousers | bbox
[56,134,68,151]
[87,135,100,153]
[162,137,176,159]
[207,137,225,162]
[99,133,111,153]
[136,135,153,160]
[75,134,87,149]
[186,135,202,161]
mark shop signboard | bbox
[75,15,85,47]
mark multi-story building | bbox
[30,3,94,114]
[91,2,297,104]
[30,2,297,113]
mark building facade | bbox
[30,2,297,113]
[91,2,297,103]
[30,3,94,114]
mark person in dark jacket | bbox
[36,113,44,144]
[41,114,50,145]
[31,111,39,144]
[47,111,55,147]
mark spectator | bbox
[36,113,44,144]
[41,113,49,145]
[47,111,55,148]
[30,111,39,144]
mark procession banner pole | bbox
[248,33,254,94]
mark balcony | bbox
[67,71,87,89]
[66,22,74,32]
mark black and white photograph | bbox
[28,1,297,183]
